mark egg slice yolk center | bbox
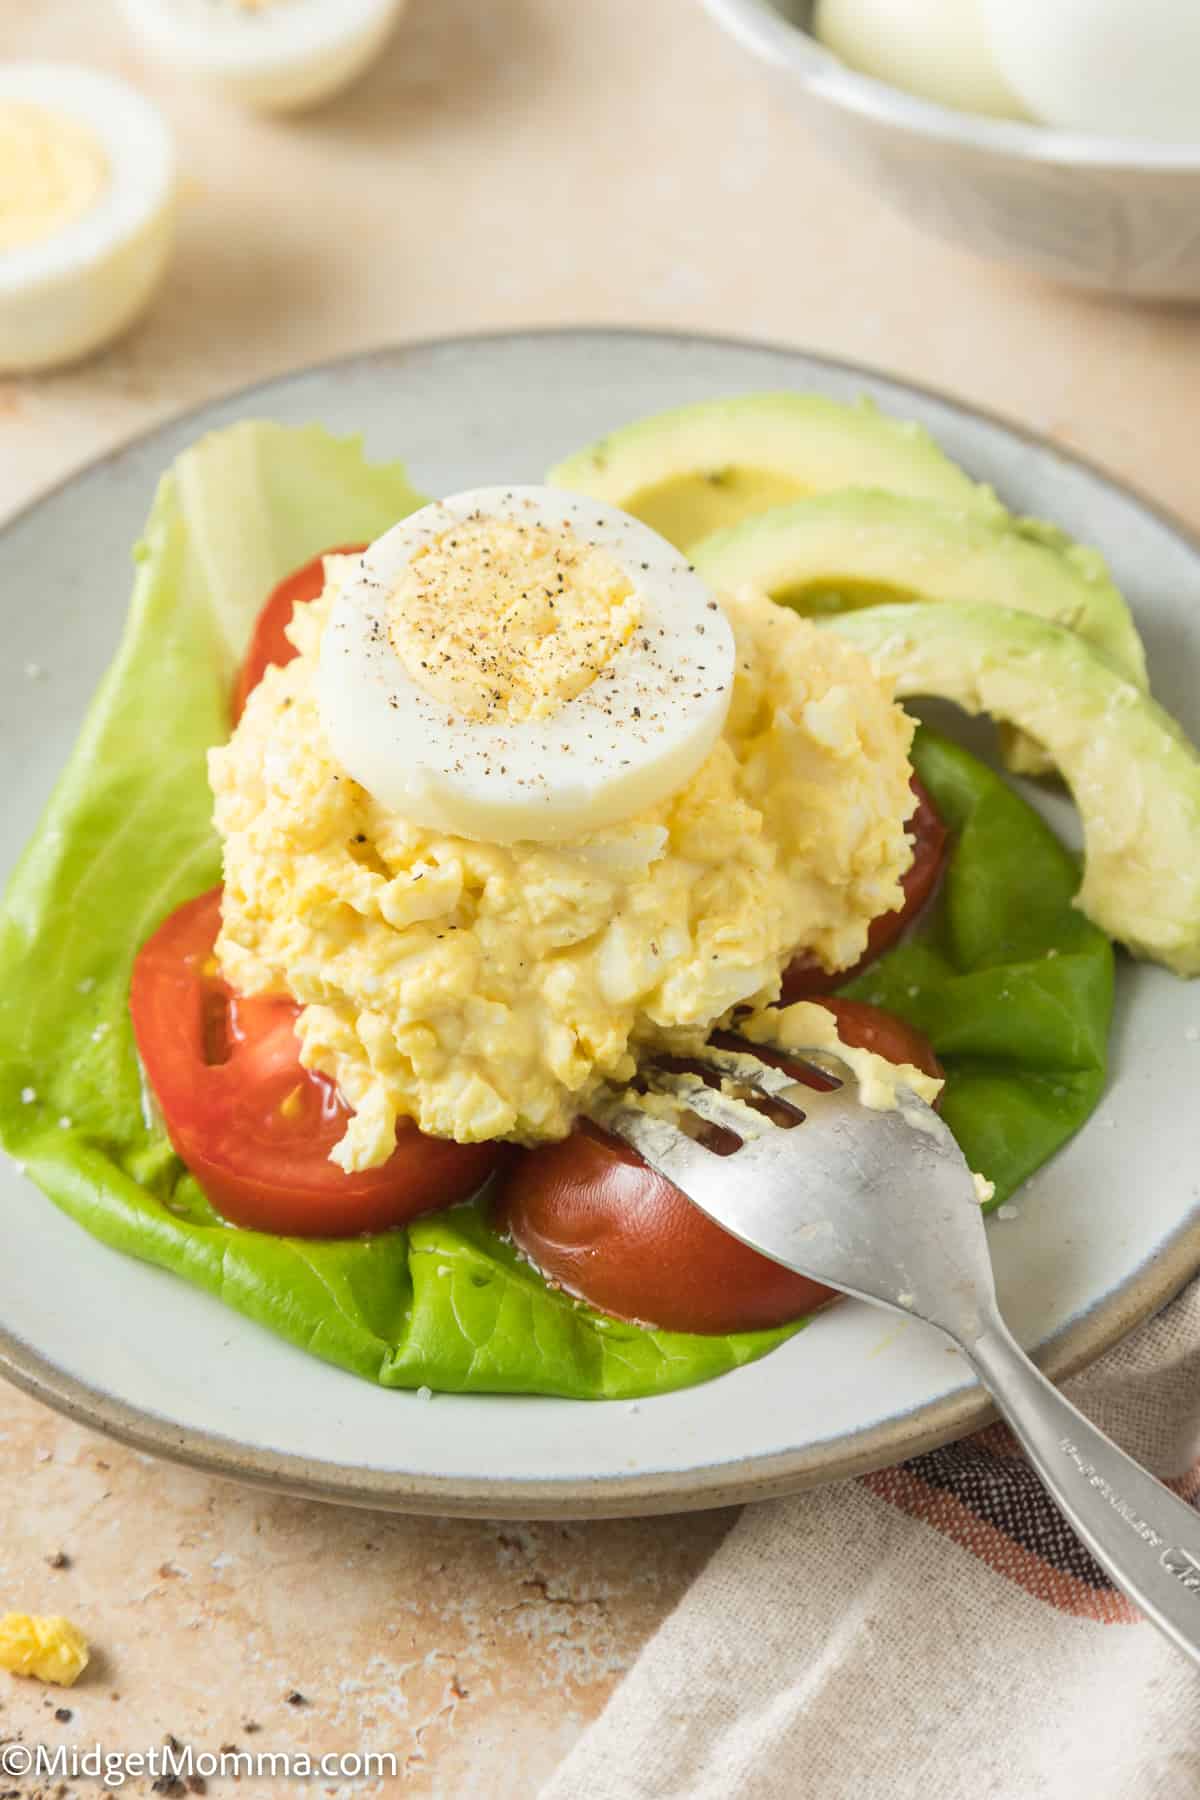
[386,512,643,724]
[0,101,109,252]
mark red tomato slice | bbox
[231,544,367,723]
[780,776,948,1002]
[130,887,502,1237]
[496,999,942,1334]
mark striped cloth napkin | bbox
[543,1280,1200,1800]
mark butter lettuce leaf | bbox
[0,424,1112,1400]
[844,731,1114,1206]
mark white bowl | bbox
[703,0,1200,299]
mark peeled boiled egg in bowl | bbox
[812,0,1030,122]
[702,0,1200,298]
[118,0,408,113]
[981,0,1200,146]
[0,64,175,374]
[813,0,1200,145]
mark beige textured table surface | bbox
[2,2,1198,1795]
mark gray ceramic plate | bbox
[2,329,1198,1518]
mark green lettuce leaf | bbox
[843,731,1114,1206]
[0,424,1113,1400]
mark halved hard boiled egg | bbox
[0,65,175,374]
[119,0,407,113]
[318,487,737,845]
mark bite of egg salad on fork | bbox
[131,483,942,1336]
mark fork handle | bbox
[966,1318,1200,1666]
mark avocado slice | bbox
[827,603,1200,976]
[693,489,1150,782]
[691,490,1149,693]
[549,393,1001,549]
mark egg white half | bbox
[119,0,406,112]
[317,486,737,845]
[0,64,175,374]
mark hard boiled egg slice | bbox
[318,487,736,846]
[119,0,406,113]
[982,0,1200,143]
[0,64,174,374]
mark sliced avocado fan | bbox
[692,489,1151,782]
[691,490,1149,694]
[548,393,1002,550]
[828,604,1200,976]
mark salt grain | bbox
[416,1385,433,1402]
[996,1203,1020,1221]
[20,1086,35,1105]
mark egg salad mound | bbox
[209,570,916,1170]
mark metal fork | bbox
[592,1044,1200,1666]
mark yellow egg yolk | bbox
[0,1613,89,1686]
[387,513,642,724]
[0,102,109,252]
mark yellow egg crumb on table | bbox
[0,1613,89,1686]
[389,513,641,723]
[0,101,108,251]
[211,561,916,1171]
